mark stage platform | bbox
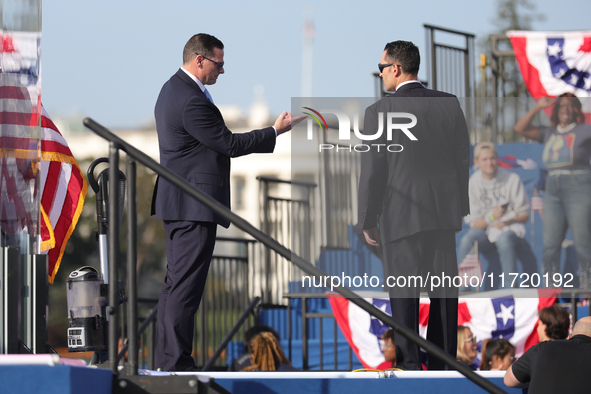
[159,370,522,394]
[0,358,524,394]
[0,355,111,394]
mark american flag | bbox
[458,245,482,289]
[1,29,86,283]
[508,30,591,121]
[39,107,87,283]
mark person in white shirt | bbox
[458,142,537,288]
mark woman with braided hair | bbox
[242,332,299,371]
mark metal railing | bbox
[196,237,257,367]
[319,129,361,250]
[286,293,355,371]
[117,238,258,370]
[424,24,475,99]
[84,117,507,394]
[258,176,317,305]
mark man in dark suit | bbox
[152,33,296,371]
[357,41,470,370]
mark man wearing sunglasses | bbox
[151,33,298,372]
[358,40,470,370]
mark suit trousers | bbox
[155,220,217,371]
[382,230,458,370]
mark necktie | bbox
[204,88,214,104]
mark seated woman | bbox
[376,329,402,370]
[242,332,298,371]
[480,338,515,371]
[457,326,478,370]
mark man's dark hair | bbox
[183,33,224,64]
[383,40,420,75]
[539,305,570,340]
[243,325,280,352]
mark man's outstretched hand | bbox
[274,112,307,135]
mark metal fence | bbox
[424,24,475,99]
[196,237,256,367]
[257,176,317,305]
[318,129,361,250]
[286,294,355,371]
[120,237,257,369]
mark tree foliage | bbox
[491,0,545,32]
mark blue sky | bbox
[41,0,591,129]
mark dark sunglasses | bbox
[200,54,224,71]
[378,63,400,73]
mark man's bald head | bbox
[572,316,591,337]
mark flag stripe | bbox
[40,140,76,157]
[0,111,36,125]
[45,164,85,282]
[0,136,39,150]
[40,161,62,223]
[0,86,30,100]
[510,36,550,99]
[49,165,71,226]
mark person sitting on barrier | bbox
[458,142,537,289]
[229,325,280,371]
[504,316,591,391]
[479,338,515,371]
[376,329,402,370]
[537,304,570,342]
[242,331,298,371]
[456,326,478,370]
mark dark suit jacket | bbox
[152,69,276,228]
[357,82,470,244]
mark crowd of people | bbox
[231,304,572,376]
[457,93,591,291]
[374,304,570,373]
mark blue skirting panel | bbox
[215,377,521,394]
[0,365,112,394]
[187,372,523,394]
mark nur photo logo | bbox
[301,107,418,153]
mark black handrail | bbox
[84,117,507,394]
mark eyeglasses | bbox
[464,336,477,344]
[380,343,394,350]
[200,54,224,71]
[378,63,401,73]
